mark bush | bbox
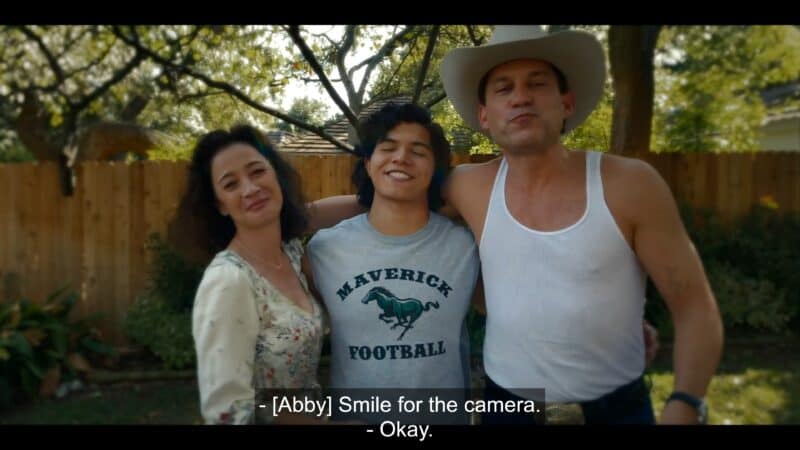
[709,263,790,333]
[0,133,35,163]
[124,234,203,369]
[145,233,205,313]
[0,286,115,410]
[124,294,195,370]
[645,204,799,337]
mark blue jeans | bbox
[482,375,656,425]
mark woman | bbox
[177,125,324,425]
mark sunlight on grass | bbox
[649,368,797,424]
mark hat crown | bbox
[440,25,605,135]
[487,25,548,46]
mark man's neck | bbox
[367,197,430,236]
[503,143,573,190]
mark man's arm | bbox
[440,158,500,242]
[627,161,723,424]
[306,195,366,234]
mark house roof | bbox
[763,109,800,125]
[761,81,800,107]
[278,96,412,154]
[265,130,294,145]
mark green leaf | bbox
[4,302,21,329]
[50,327,69,358]
[45,285,72,304]
[8,332,33,359]
[0,304,10,325]
[81,338,117,356]
[23,358,45,379]
[19,367,40,398]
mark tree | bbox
[368,25,494,153]
[607,25,800,154]
[277,97,330,133]
[0,25,295,192]
[2,25,456,172]
[608,26,662,155]
[652,26,800,152]
[1,25,160,192]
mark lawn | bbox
[2,338,797,425]
[648,337,800,424]
[0,379,202,425]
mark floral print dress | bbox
[192,238,324,424]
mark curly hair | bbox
[351,102,451,211]
[171,125,308,262]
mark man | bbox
[437,25,723,424]
[304,103,480,424]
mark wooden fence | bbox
[1,151,798,344]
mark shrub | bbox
[145,233,205,313]
[645,204,799,337]
[0,286,115,410]
[124,294,195,370]
[123,234,203,369]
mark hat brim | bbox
[440,31,606,134]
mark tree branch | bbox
[348,26,415,76]
[354,26,418,103]
[115,26,355,154]
[335,26,358,107]
[369,38,418,101]
[17,26,65,83]
[59,27,92,57]
[286,25,359,128]
[412,25,440,105]
[70,46,145,113]
[423,91,447,109]
[63,35,117,79]
[466,25,487,46]
[177,89,226,103]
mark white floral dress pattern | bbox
[192,238,324,424]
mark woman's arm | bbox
[193,266,259,425]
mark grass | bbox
[2,338,798,425]
[0,380,202,425]
[647,337,800,424]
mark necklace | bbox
[232,237,284,270]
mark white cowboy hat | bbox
[440,25,606,134]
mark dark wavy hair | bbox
[351,102,451,211]
[171,125,308,262]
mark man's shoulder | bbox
[450,155,502,181]
[446,156,501,205]
[600,152,662,183]
[429,213,478,249]
[599,152,675,220]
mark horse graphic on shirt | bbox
[360,286,439,341]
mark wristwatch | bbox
[666,391,708,424]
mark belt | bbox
[545,376,651,425]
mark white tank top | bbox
[480,151,646,402]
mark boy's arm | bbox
[306,195,366,234]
